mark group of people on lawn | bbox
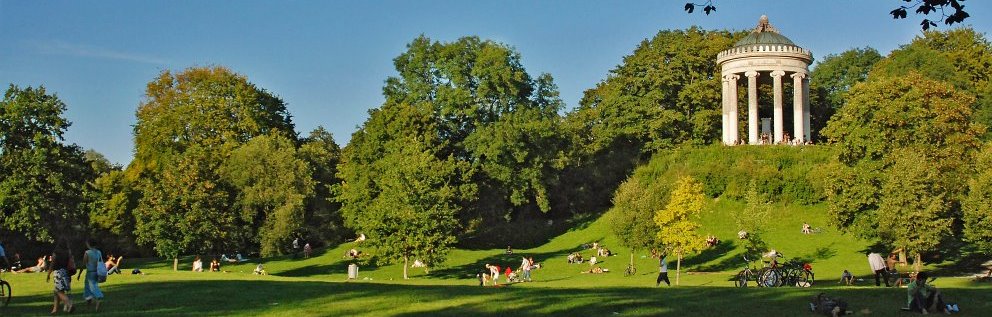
[480,255,537,286]
[822,250,959,315]
[1,239,109,314]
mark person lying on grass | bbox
[581,267,608,274]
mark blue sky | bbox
[2,1,990,165]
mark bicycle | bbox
[624,263,637,276]
[735,255,776,287]
[0,269,11,307]
[779,259,814,287]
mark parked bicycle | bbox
[0,270,11,307]
[735,255,778,287]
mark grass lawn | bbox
[2,200,990,316]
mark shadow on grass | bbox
[683,240,735,269]
[3,279,990,316]
[430,246,587,280]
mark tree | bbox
[0,85,95,243]
[684,1,971,30]
[872,28,992,138]
[221,133,314,256]
[129,66,296,268]
[809,48,883,141]
[733,181,771,259]
[963,142,992,257]
[340,135,473,279]
[654,176,707,285]
[610,178,666,268]
[563,28,743,216]
[298,126,347,245]
[341,35,566,247]
[877,149,954,271]
[822,73,983,255]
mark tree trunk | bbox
[630,249,635,269]
[173,257,178,271]
[676,252,682,286]
[914,253,922,272]
[403,255,409,280]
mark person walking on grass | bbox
[867,252,890,287]
[47,250,74,314]
[656,253,670,287]
[77,238,105,311]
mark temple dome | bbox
[733,15,796,47]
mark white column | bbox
[803,76,811,142]
[727,74,740,144]
[791,72,806,144]
[770,70,785,144]
[746,70,759,145]
[721,76,729,145]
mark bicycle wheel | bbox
[0,280,10,307]
[735,270,751,288]
[759,269,782,287]
[624,266,636,277]
[795,270,814,287]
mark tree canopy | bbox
[0,85,95,243]
[822,73,983,258]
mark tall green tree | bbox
[822,73,983,256]
[340,35,566,248]
[222,133,314,256]
[654,176,707,286]
[129,66,296,267]
[341,135,473,279]
[0,85,95,242]
[610,178,666,268]
[871,28,992,138]
[298,126,347,245]
[562,28,744,216]
[809,48,883,141]
[963,142,992,258]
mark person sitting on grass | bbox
[567,252,583,264]
[839,270,854,285]
[905,271,956,314]
[802,222,812,234]
[253,263,267,275]
[346,248,362,259]
[192,256,203,272]
[505,266,515,283]
[581,266,607,274]
[210,258,221,272]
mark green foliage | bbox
[129,66,297,258]
[809,47,882,141]
[222,133,314,256]
[822,73,983,255]
[963,142,992,255]
[629,145,831,205]
[341,35,567,248]
[341,136,473,278]
[570,28,745,155]
[0,85,95,242]
[297,126,347,246]
[609,178,667,252]
[871,28,992,138]
[876,149,954,258]
[733,181,770,259]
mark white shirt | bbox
[868,253,886,271]
[521,258,530,271]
